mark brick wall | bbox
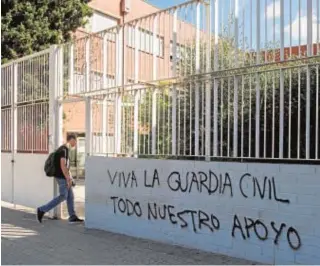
[86,157,320,264]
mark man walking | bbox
[37,134,83,223]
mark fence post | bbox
[152,15,158,155]
[171,9,177,156]
[84,36,93,157]
[114,27,123,155]
[213,0,219,157]
[255,0,261,159]
[102,32,108,154]
[133,23,140,158]
[233,0,239,158]
[205,2,212,161]
[11,63,18,205]
[134,91,139,157]
[102,98,108,154]
[194,1,200,156]
[49,45,64,219]
[306,0,313,159]
[85,97,92,156]
[279,0,284,159]
[68,43,74,94]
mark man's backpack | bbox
[44,151,56,177]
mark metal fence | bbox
[88,57,319,161]
[62,0,320,97]
[74,0,319,161]
[1,49,51,154]
[2,0,319,162]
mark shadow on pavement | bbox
[1,204,259,265]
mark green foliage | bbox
[1,0,92,63]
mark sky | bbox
[146,0,188,9]
[146,0,320,50]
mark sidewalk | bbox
[1,202,258,265]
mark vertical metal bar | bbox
[85,97,92,156]
[57,47,63,146]
[151,89,157,155]
[133,23,140,158]
[272,72,275,158]
[288,69,292,158]
[115,27,123,155]
[318,0,320,55]
[11,63,17,204]
[241,76,244,158]
[297,69,301,158]
[298,0,301,57]
[273,0,275,61]
[279,0,284,158]
[316,65,319,159]
[116,27,123,87]
[249,75,252,157]
[289,0,292,57]
[264,74,267,158]
[49,46,58,152]
[256,0,260,65]
[213,0,219,157]
[307,0,313,57]
[227,78,230,157]
[233,0,239,157]
[255,0,261,158]
[265,0,268,62]
[133,91,139,158]
[250,0,253,64]
[153,15,158,80]
[134,23,140,83]
[195,2,200,156]
[172,9,177,156]
[102,98,107,154]
[205,2,212,161]
[220,79,224,156]
[103,33,108,89]
[306,0,312,159]
[152,15,158,155]
[48,45,62,218]
[85,37,90,92]
[68,44,74,94]
[101,33,108,154]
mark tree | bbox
[1,0,92,63]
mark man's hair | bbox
[67,134,77,142]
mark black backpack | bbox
[44,151,57,177]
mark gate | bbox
[1,46,64,212]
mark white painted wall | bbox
[2,153,54,210]
[86,157,320,264]
[1,153,13,202]
[13,154,54,209]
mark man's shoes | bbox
[69,215,84,223]
[37,208,45,223]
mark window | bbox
[127,26,164,57]
[89,11,117,33]
[169,41,186,61]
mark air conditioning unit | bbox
[121,0,131,13]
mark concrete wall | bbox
[86,157,320,264]
[1,153,54,209]
[1,153,13,202]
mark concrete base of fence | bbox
[1,153,55,211]
[85,157,320,264]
